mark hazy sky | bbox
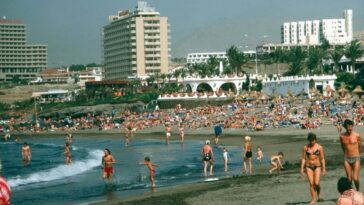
[1,0,363,67]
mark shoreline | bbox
[7,125,364,205]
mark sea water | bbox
[0,137,248,205]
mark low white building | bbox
[187,51,256,64]
[31,89,73,103]
[262,75,337,98]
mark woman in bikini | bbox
[300,133,326,204]
[243,136,253,174]
[102,148,116,183]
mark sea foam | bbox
[8,149,103,187]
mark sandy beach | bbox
[21,124,358,205]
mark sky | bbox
[1,0,363,67]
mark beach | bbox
[3,122,363,205]
[31,124,360,205]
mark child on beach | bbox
[269,152,284,173]
[256,146,263,165]
[139,156,159,187]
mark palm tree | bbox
[285,46,306,76]
[180,68,187,80]
[307,47,325,74]
[172,69,181,83]
[345,40,364,78]
[160,73,167,84]
[226,46,247,75]
[206,56,219,77]
[330,47,343,73]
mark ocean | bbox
[0,137,261,205]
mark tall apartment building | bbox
[0,19,47,82]
[281,9,353,45]
[103,1,170,80]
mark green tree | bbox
[69,64,86,71]
[206,56,219,76]
[284,46,306,76]
[226,46,247,75]
[307,47,325,74]
[330,47,343,73]
[345,40,364,78]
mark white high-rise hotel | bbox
[103,1,170,80]
[281,9,353,45]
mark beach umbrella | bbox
[259,92,269,101]
[352,85,364,98]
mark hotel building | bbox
[187,51,256,64]
[281,9,352,45]
[0,19,47,82]
[260,10,353,53]
[103,1,170,80]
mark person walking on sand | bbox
[64,142,72,165]
[269,152,284,173]
[243,136,253,174]
[300,133,326,204]
[336,177,364,205]
[102,148,115,183]
[165,124,171,145]
[201,140,214,176]
[139,156,159,187]
[256,146,264,165]
[22,142,31,163]
[340,119,362,191]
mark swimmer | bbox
[139,156,159,187]
[243,136,253,174]
[66,134,73,144]
[256,146,264,165]
[22,142,31,163]
[102,148,115,183]
[300,133,326,204]
[340,119,361,191]
[201,140,214,176]
[269,152,284,174]
[64,142,72,165]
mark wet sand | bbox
[11,125,364,205]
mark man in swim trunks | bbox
[102,148,115,183]
[214,122,223,145]
[139,156,159,187]
[22,142,31,163]
[165,124,171,145]
[201,140,214,176]
[336,177,364,205]
[340,119,361,191]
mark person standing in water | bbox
[201,140,214,176]
[165,124,172,145]
[300,133,326,204]
[222,147,229,172]
[243,136,253,174]
[256,146,264,165]
[340,119,361,191]
[64,142,72,165]
[102,148,116,183]
[139,156,159,187]
[179,123,185,143]
[22,143,31,163]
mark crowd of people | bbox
[1,97,363,205]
